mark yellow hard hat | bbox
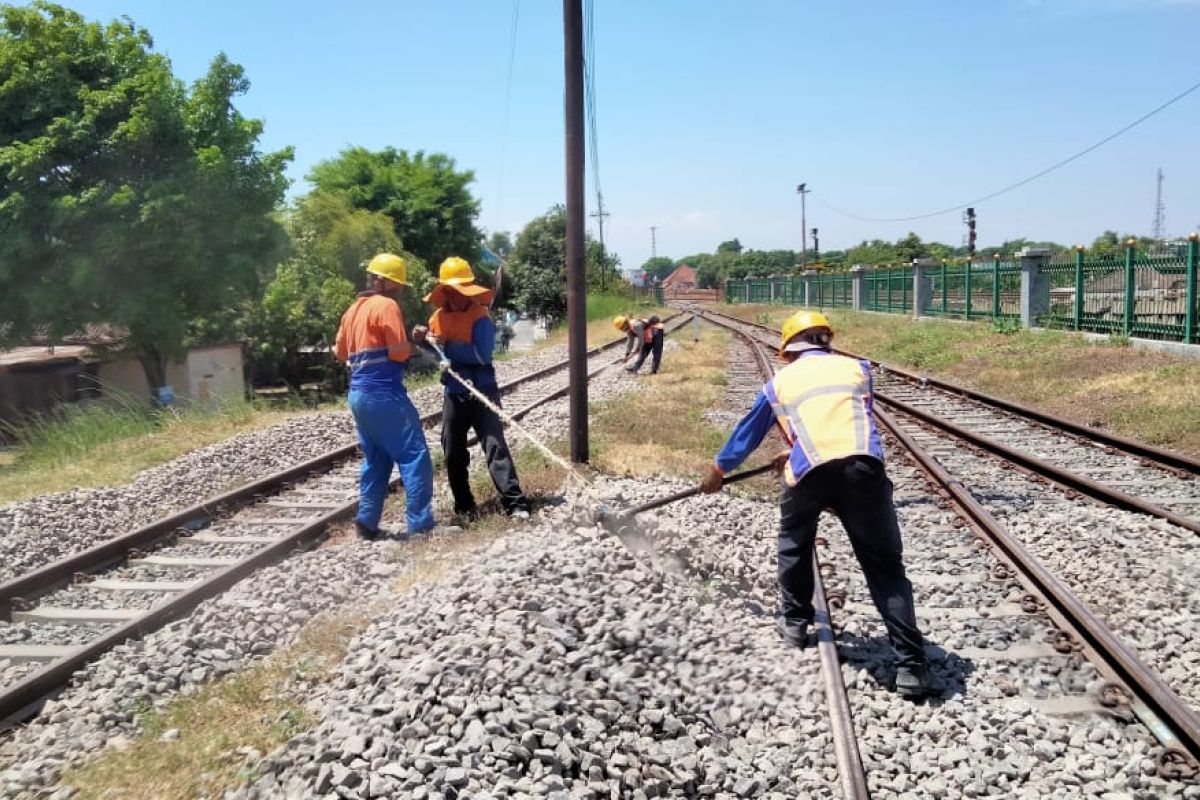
[780,310,832,352]
[613,315,628,331]
[438,256,475,285]
[366,253,409,286]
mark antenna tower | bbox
[1152,168,1166,241]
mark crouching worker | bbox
[698,310,941,698]
[412,257,531,521]
[335,253,435,540]
[613,314,665,374]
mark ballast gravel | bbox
[0,544,401,798]
[241,480,838,800]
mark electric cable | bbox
[815,77,1200,223]
[490,0,520,233]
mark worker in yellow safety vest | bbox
[699,310,941,698]
[613,314,665,374]
[412,257,530,521]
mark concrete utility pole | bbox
[564,0,587,463]
[796,183,810,267]
[965,207,977,259]
[590,197,610,288]
[650,226,657,260]
[811,227,820,264]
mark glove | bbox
[771,449,790,475]
[699,466,725,494]
[411,325,429,343]
[438,358,451,371]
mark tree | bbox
[586,240,621,289]
[0,3,292,394]
[717,238,743,255]
[308,147,481,269]
[486,231,514,260]
[246,192,433,384]
[640,256,675,282]
[508,207,567,321]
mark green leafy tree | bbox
[486,231,514,260]
[716,238,743,254]
[508,207,567,321]
[0,3,291,393]
[640,256,675,282]
[247,192,432,383]
[586,239,621,289]
[308,146,481,269]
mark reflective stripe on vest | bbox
[765,353,881,485]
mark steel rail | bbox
[683,304,1200,475]
[739,323,872,800]
[0,314,692,727]
[874,407,1200,770]
[703,305,1200,778]
[875,395,1200,536]
[0,313,685,615]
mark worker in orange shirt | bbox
[412,257,530,521]
[334,253,435,540]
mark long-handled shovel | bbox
[594,463,778,568]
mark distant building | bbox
[661,264,697,293]
[0,335,244,432]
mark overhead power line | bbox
[816,77,1200,223]
[490,0,521,232]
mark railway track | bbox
[703,307,1200,794]
[0,314,691,728]
[686,305,1200,535]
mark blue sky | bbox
[74,0,1200,269]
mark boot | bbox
[355,520,388,542]
[894,663,944,699]
[775,616,811,649]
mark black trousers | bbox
[442,389,528,514]
[630,329,664,373]
[778,455,926,667]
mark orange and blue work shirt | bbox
[429,304,498,395]
[715,350,884,485]
[334,293,412,392]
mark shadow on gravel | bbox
[835,634,976,703]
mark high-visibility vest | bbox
[429,304,489,344]
[335,293,411,391]
[635,318,663,344]
[764,351,884,486]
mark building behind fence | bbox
[723,235,1199,345]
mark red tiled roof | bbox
[662,265,697,287]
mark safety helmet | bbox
[366,253,409,286]
[438,256,475,285]
[613,315,628,331]
[780,310,832,353]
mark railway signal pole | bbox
[811,227,820,265]
[564,0,587,463]
[965,207,977,259]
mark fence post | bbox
[940,261,948,315]
[851,265,866,311]
[1018,247,1051,329]
[1187,233,1198,344]
[724,279,732,304]
[992,253,1001,318]
[1073,245,1085,330]
[1123,238,1136,335]
[911,259,934,319]
[802,270,817,307]
[964,261,973,319]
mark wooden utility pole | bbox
[564,0,587,463]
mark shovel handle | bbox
[622,462,776,517]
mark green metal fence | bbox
[1043,240,1198,342]
[721,238,1199,344]
[863,267,913,314]
[922,260,1022,320]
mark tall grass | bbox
[585,292,659,322]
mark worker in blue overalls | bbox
[412,257,531,521]
[699,310,941,698]
[334,253,435,540]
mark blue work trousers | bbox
[348,388,435,534]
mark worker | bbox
[613,314,665,374]
[412,257,531,521]
[698,310,940,698]
[334,253,435,540]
